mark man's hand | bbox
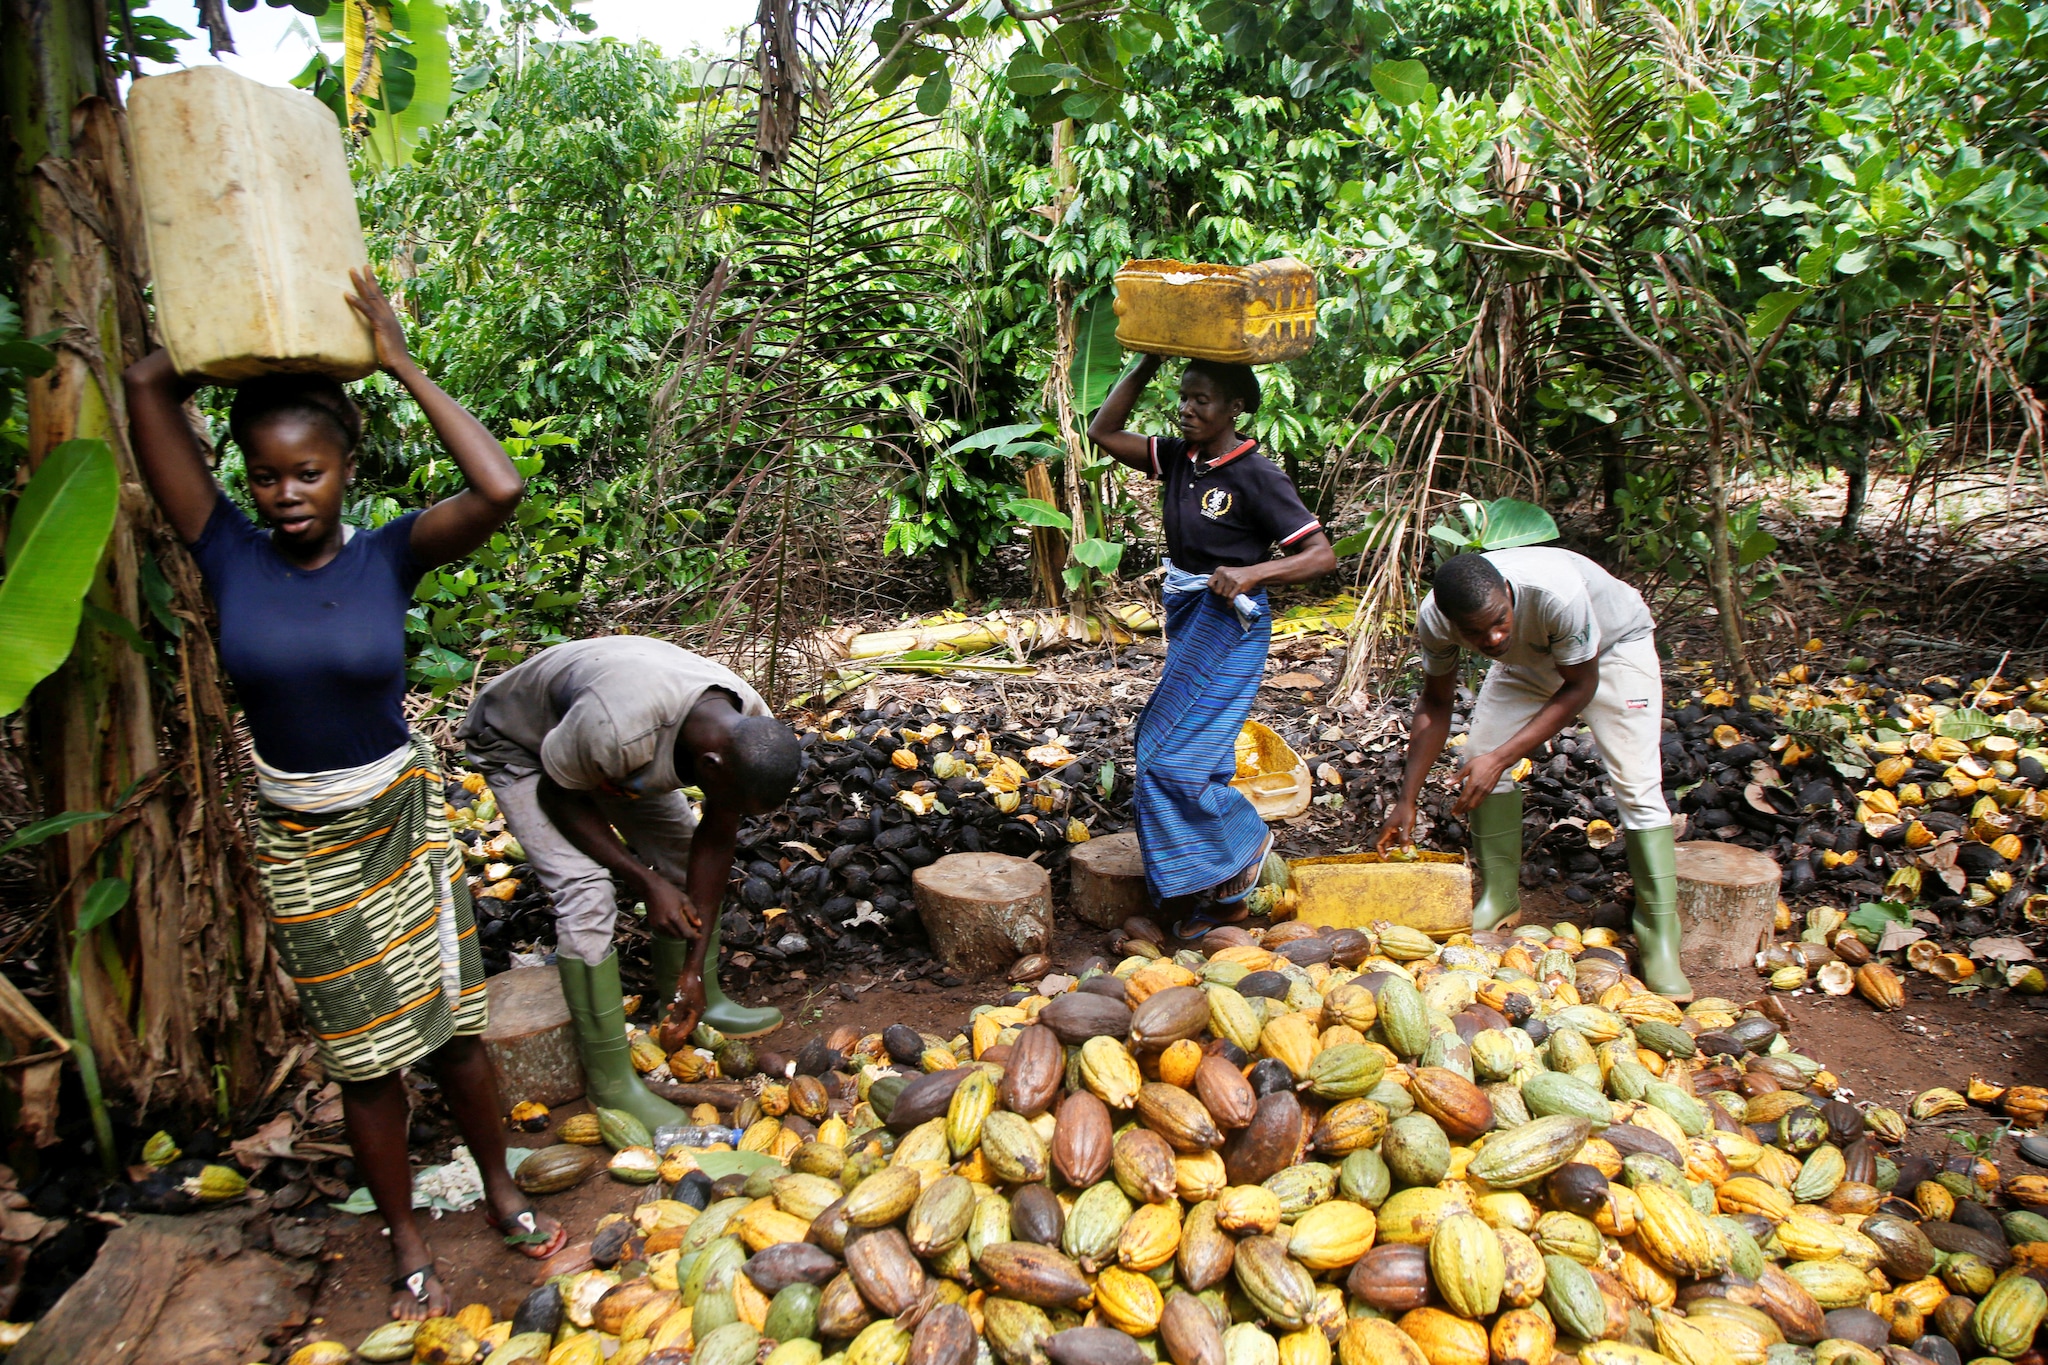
[639,873,701,939]
[1450,749,1513,816]
[1375,798,1417,854]
[1209,563,1260,598]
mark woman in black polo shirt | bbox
[1088,354,1336,935]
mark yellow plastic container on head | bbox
[1112,257,1317,364]
[129,66,376,381]
[1286,851,1474,938]
[1231,720,1311,821]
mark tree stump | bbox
[1674,841,1781,972]
[1070,831,1148,929]
[912,853,1053,979]
[482,966,586,1109]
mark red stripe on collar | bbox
[1191,438,1257,470]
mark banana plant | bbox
[0,439,121,715]
[291,0,455,168]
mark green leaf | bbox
[0,809,109,859]
[76,877,131,937]
[81,601,149,654]
[1747,290,1805,340]
[0,439,120,716]
[1470,498,1557,550]
[1071,297,1125,417]
[1004,499,1073,531]
[693,1150,781,1179]
[949,422,1043,453]
[1098,762,1116,798]
[915,66,952,117]
[1369,58,1430,106]
[1936,707,1994,740]
[1071,537,1125,572]
[1847,900,1912,943]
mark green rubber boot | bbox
[1626,825,1693,1002]
[649,927,783,1039]
[556,950,685,1130]
[1469,789,1525,931]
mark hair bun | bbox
[228,373,364,454]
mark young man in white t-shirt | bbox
[1375,550,1689,1000]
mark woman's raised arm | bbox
[345,268,524,569]
[123,349,221,543]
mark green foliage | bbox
[0,440,120,715]
[1427,497,1558,556]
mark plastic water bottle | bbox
[653,1124,743,1151]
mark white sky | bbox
[135,0,760,85]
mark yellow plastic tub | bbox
[1230,720,1311,822]
[1112,257,1318,364]
[1286,851,1474,938]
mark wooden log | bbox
[1069,831,1148,929]
[1674,840,1782,972]
[12,1206,316,1365]
[482,966,586,1109]
[912,852,1054,979]
[645,1078,747,1109]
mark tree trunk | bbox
[3,0,289,1117]
[1698,431,1757,695]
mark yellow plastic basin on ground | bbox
[1230,720,1311,821]
[1286,851,1474,938]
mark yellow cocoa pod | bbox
[1217,1184,1284,1235]
[1095,1264,1166,1335]
[1490,1310,1555,1365]
[1118,1199,1182,1272]
[1257,1011,1320,1080]
[1288,1200,1377,1273]
[1429,1213,1505,1319]
[1079,1036,1143,1109]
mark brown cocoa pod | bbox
[1112,1127,1179,1204]
[889,1068,973,1132]
[1602,1122,1685,1168]
[1129,987,1212,1052]
[1051,1091,1113,1188]
[1138,1082,1225,1153]
[1756,1263,1827,1344]
[978,1242,1093,1308]
[1930,1294,1975,1346]
[817,1270,873,1340]
[1924,1220,2012,1270]
[909,1302,978,1365]
[808,1196,853,1256]
[1860,1213,1935,1282]
[1047,1328,1150,1365]
[1410,1067,1494,1142]
[1177,1200,1236,1292]
[1326,928,1374,967]
[743,1242,840,1294]
[846,1227,926,1316]
[1348,1243,1430,1313]
[1159,1291,1226,1365]
[999,1024,1064,1119]
[1011,1182,1065,1245]
[1221,1090,1304,1186]
[1038,993,1133,1045]
[1842,1137,1879,1187]
[1193,1054,1257,1131]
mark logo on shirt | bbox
[1200,487,1232,520]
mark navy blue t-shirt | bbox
[1148,435,1322,574]
[188,492,424,772]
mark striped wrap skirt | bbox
[256,733,486,1081]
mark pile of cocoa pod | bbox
[322,916,2048,1365]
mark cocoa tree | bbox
[1,0,288,1125]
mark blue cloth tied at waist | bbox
[1132,566,1273,903]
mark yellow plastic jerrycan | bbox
[1112,257,1317,364]
[129,66,376,381]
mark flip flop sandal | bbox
[1171,906,1247,941]
[1211,832,1277,905]
[487,1207,558,1254]
[392,1265,438,1312]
